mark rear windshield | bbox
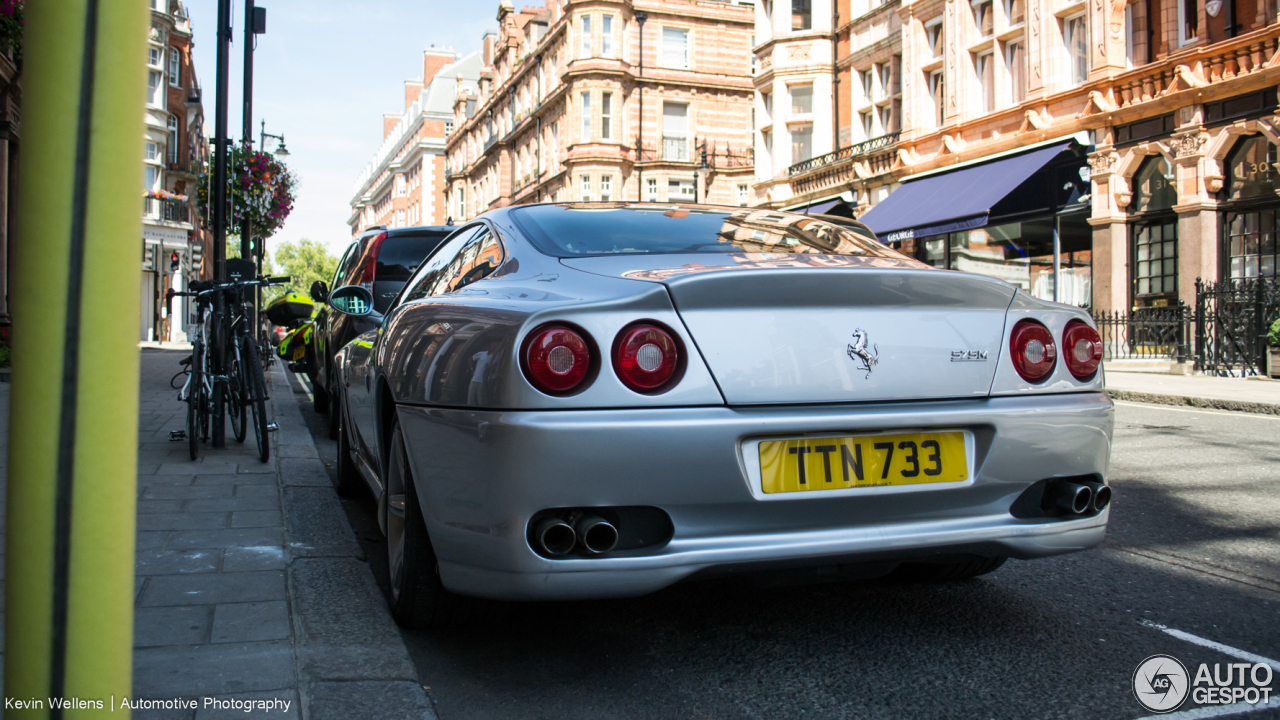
[376,231,452,281]
[510,204,898,258]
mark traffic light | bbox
[191,241,204,275]
[169,250,181,272]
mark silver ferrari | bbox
[326,203,1113,627]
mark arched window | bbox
[1224,135,1276,201]
[1223,135,1280,279]
[1130,155,1175,213]
[1129,155,1178,305]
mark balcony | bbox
[787,132,900,198]
[144,197,191,225]
[788,132,900,177]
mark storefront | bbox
[857,139,1093,307]
[1219,133,1280,282]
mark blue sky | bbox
[185,1,495,255]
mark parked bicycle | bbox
[170,273,290,462]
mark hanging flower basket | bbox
[196,142,297,242]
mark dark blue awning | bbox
[858,143,1072,242]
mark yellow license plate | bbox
[759,431,967,494]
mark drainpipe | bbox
[832,1,840,152]
[636,10,648,201]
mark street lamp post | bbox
[694,141,711,203]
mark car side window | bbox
[333,241,360,287]
[402,225,483,303]
[430,230,503,296]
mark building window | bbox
[860,111,873,139]
[1005,41,1025,104]
[148,70,164,106]
[396,174,406,197]
[581,174,592,201]
[859,69,873,103]
[928,71,945,128]
[144,165,159,191]
[926,20,944,58]
[877,62,892,100]
[168,48,180,87]
[397,209,406,227]
[581,15,592,57]
[602,15,614,57]
[975,52,995,113]
[601,91,613,140]
[1065,15,1088,85]
[445,120,453,138]
[581,91,591,138]
[877,105,895,133]
[601,174,613,201]
[1179,0,1198,45]
[148,46,162,67]
[662,27,689,69]
[1224,137,1280,279]
[647,178,658,201]
[1133,221,1177,301]
[738,184,749,206]
[792,0,812,30]
[790,84,813,114]
[662,102,689,161]
[1005,0,1025,25]
[669,179,694,201]
[791,124,813,163]
[167,115,179,164]
[973,0,994,38]
[458,188,466,218]
[145,141,159,160]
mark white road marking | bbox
[1139,620,1280,673]
[1115,401,1280,421]
[1133,696,1280,720]
[292,370,313,404]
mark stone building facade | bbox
[349,49,483,236]
[757,0,1280,312]
[443,0,756,221]
[142,0,208,342]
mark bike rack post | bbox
[5,0,147,708]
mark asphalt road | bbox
[286,371,1280,720]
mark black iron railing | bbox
[1091,306,1191,362]
[1195,277,1280,377]
[144,197,190,224]
[788,132,900,177]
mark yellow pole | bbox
[5,0,147,717]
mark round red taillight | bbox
[1009,319,1057,383]
[1063,320,1104,380]
[522,325,593,395]
[613,323,682,393]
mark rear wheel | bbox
[896,556,1007,582]
[242,336,271,463]
[227,350,246,443]
[186,339,203,461]
[333,388,363,497]
[385,421,452,629]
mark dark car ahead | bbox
[310,224,455,425]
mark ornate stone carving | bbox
[1089,152,1118,174]
[1170,133,1208,157]
[787,44,811,61]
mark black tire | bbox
[385,422,452,629]
[227,351,247,443]
[242,336,271,463]
[896,556,1007,582]
[333,388,363,497]
[187,338,204,460]
[313,379,330,414]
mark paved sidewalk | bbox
[1105,370,1280,414]
[133,349,434,719]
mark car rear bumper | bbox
[396,392,1113,600]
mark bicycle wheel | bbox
[227,346,247,443]
[242,335,271,463]
[187,338,203,460]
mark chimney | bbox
[404,81,424,110]
[422,47,456,88]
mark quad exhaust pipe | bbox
[532,514,620,556]
[1045,479,1112,515]
[575,515,619,554]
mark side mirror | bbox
[328,285,383,323]
[310,280,329,303]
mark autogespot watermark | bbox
[1133,655,1275,713]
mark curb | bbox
[267,364,438,720]
[1106,389,1280,416]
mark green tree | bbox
[271,238,337,303]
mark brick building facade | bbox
[443,0,756,221]
[142,0,208,342]
[349,50,483,236]
[757,0,1280,313]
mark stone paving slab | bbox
[127,349,436,719]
